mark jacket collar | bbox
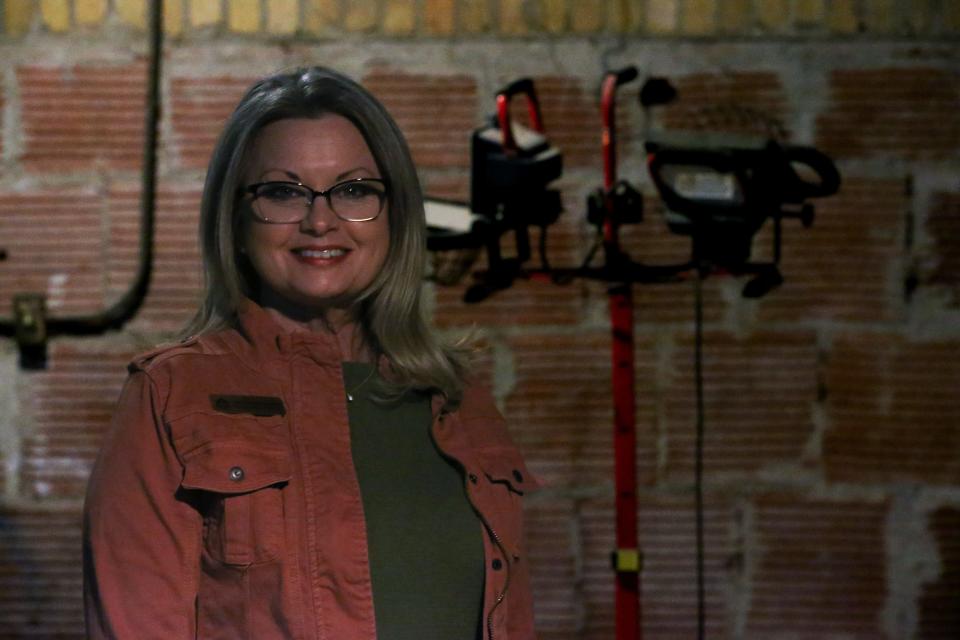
[231,299,434,413]
[235,297,286,350]
[234,298,374,370]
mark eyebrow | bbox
[260,167,377,183]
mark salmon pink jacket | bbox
[83,302,539,639]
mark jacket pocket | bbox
[181,441,291,566]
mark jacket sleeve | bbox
[83,371,201,639]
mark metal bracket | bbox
[13,294,48,369]
[611,548,642,573]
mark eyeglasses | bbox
[243,178,388,223]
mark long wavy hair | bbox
[183,66,469,407]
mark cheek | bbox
[241,224,290,284]
[244,223,284,257]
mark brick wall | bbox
[1,1,958,638]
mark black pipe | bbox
[0,0,162,337]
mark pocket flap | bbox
[479,449,541,495]
[181,442,291,494]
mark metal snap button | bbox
[229,466,244,482]
[492,558,503,571]
[468,473,478,484]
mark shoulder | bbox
[125,330,250,419]
[451,381,517,450]
[129,331,233,375]
[452,381,543,493]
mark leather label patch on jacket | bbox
[210,394,286,417]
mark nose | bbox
[299,195,339,234]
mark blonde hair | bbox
[184,67,469,407]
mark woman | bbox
[83,67,539,640]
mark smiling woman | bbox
[82,67,540,640]
[240,116,391,327]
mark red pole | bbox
[600,71,641,640]
[610,286,638,639]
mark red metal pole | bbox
[600,72,641,640]
[610,286,638,640]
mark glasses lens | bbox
[330,179,386,221]
[251,183,311,222]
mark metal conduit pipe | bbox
[0,1,163,367]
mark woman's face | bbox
[240,115,390,318]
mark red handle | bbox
[495,78,544,152]
[601,67,638,190]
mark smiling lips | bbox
[292,247,350,264]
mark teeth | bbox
[298,249,346,259]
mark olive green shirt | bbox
[343,363,484,639]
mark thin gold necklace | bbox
[345,365,376,403]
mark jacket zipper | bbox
[429,414,511,640]
[483,522,511,640]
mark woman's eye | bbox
[259,184,305,201]
[336,181,383,200]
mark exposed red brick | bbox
[0,507,84,638]
[0,189,107,317]
[504,332,657,488]
[106,181,204,332]
[748,496,888,637]
[524,499,579,634]
[663,331,818,479]
[18,62,148,172]
[620,278,727,325]
[918,507,960,639]
[169,75,255,170]
[757,177,904,322]
[920,191,960,306]
[2,34,960,640]
[824,333,960,484]
[817,68,960,159]
[580,495,734,638]
[433,277,584,326]
[18,344,133,499]
[660,71,789,140]
[364,69,477,169]
[421,172,470,202]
